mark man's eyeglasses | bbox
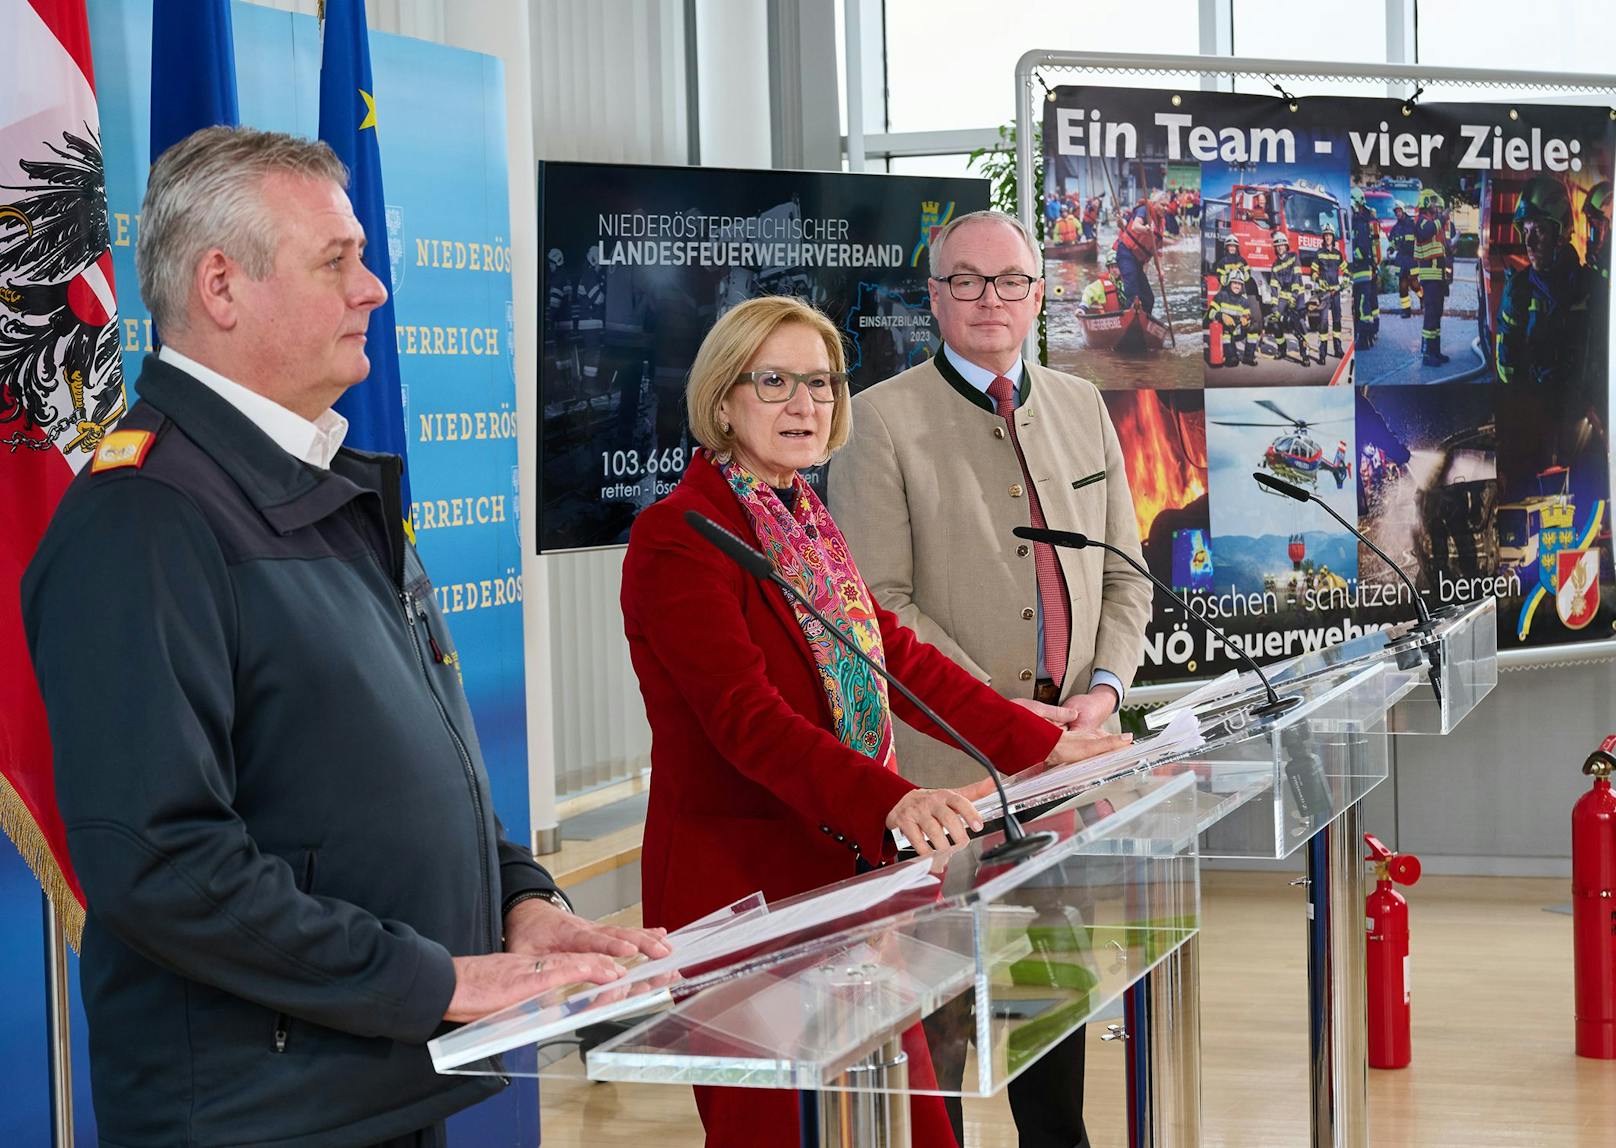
[933,272,1038,302]
[735,369,847,404]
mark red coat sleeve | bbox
[622,503,916,862]
[877,607,1062,776]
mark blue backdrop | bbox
[1,2,534,1143]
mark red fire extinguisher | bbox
[1364,832,1421,1069]
[1573,734,1616,1059]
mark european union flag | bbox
[150,0,238,163]
[319,0,410,510]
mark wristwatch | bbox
[503,888,572,916]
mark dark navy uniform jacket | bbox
[23,356,560,1147]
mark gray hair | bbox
[136,126,349,333]
[927,209,1043,279]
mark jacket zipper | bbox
[411,593,449,663]
[272,850,319,1053]
[400,588,494,952]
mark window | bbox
[881,1,1202,135]
[1416,0,1616,102]
[886,153,977,179]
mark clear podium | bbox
[433,770,1205,1148]
[1022,596,1494,1148]
[431,599,1496,1147]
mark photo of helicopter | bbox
[1212,398,1353,490]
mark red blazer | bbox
[622,455,1061,934]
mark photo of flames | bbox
[1104,389,1209,538]
[1102,389,1210,589]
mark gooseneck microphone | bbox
[1253,472,1435,629]
[1012,525,1302,719]
[684,510,1056,864]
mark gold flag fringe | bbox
[0,774,84,952]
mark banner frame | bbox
[1013,49,1616,704]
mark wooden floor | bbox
[529,872,1616,1147]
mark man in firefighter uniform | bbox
[1266,233,1313,364]
[1495,176,1592,385]
[1081,250,1124,312]
[1313,224,1346,359]
[23,125,669,1148]
[1584,181,1611,381]
[1350,187,1381,350]
[1082,192,1103,241]
[1585,181,1612,279]
[544,247,580,403]
[1413,188,1453,367]
[1214,234,1252,290]
[1388,203,1418,316]
[1206,272,1256,368]
[1115,198,1158,315]
[572,245,607,397]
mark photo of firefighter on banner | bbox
[1042,88,1613,683]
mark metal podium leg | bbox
[1305,805,1368,1148]
[1123,937,1203,1148]
[812,1034,910,1148]
[802,962,911,1148]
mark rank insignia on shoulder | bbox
[91,430,156,473]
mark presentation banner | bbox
[1042,88,1613,684]
[537,162,989,552]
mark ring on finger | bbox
[533,958,546,974]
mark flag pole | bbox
[43,893,74,1147]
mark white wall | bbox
[695,0,772,168]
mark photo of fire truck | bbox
[1203,180,1349,302]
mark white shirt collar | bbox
[157,345,349,469]
[942,342,1024,397]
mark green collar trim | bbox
[932,346,1033,412]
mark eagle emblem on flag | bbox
[0,128,125,458]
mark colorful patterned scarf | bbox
[718,455,896,770]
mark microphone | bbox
[1011,525,1301,720]
[1251,471,1449,701]
[683,510,1055,864]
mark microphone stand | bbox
[1012,525,1302,722]
[1251,472,1450,704]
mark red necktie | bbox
[985,375,1071,683]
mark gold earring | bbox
[721,421,732,435]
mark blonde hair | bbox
[685,295,852,459]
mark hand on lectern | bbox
[1012,688,1117,734]
[503,897,672,963]
[443,951,626,1022]
[1040,728,1132,769]
[886,787,984,855]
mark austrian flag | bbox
[1,0,128,947]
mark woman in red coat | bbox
[621,295,1128,1147]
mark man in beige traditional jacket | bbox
[831,210,1152,790]
[829,209,1153,1148]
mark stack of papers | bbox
[986,708,1206,817]
[1143,670,1243,730]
